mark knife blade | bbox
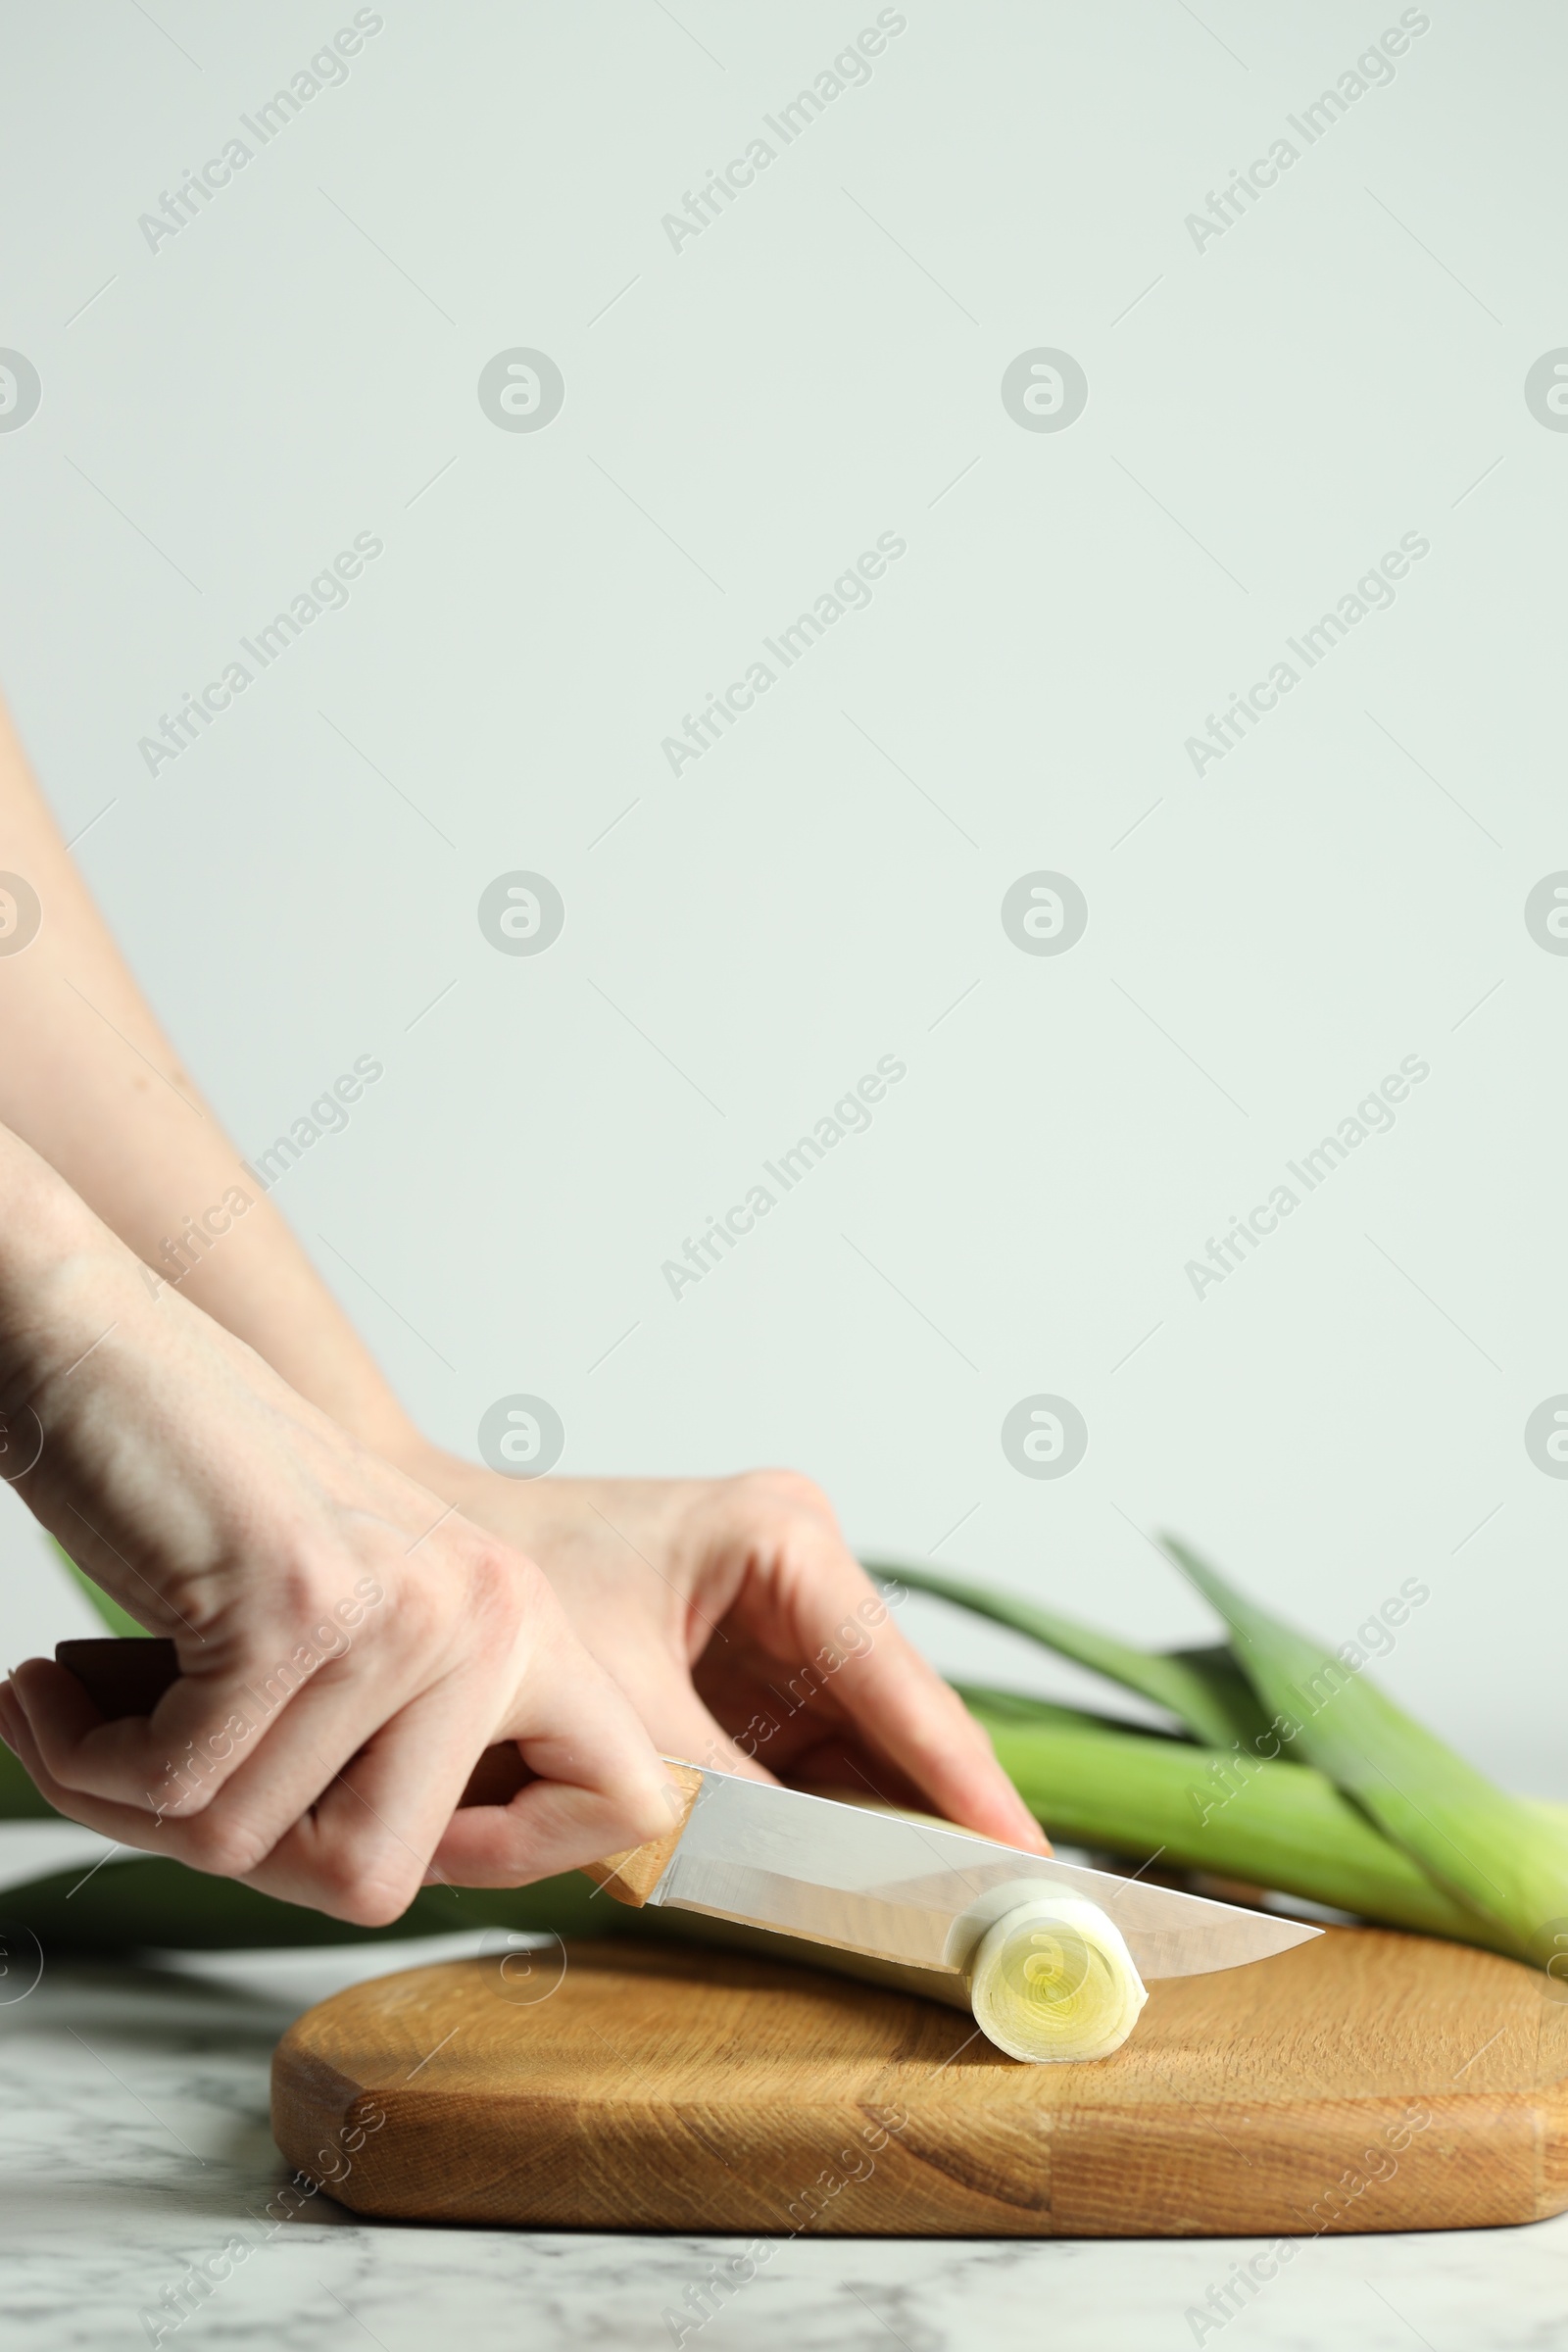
[642,1762,1320,1981]
[55,1637,1319,1981]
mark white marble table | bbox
[0,1839,1563,2351]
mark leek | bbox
[1163,1538,1568,1968]
[967,1892,1147,2062]
[958,1685,1507,1950]
[878,1560,1272,1749]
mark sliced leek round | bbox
[967,1892,1147,2063]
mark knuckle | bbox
[306,1840,415,1929]
[328,1873,414,1931]
[469,1541,549,1635]
[739,1467,835,1525]
[180,1809,271,1881]
[374,1570,438,1657]
[234,1558,359,1671]
[350,1888,414,1931]
[260,1547,334,1631]
[152,1570,220,1640]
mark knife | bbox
[55,1637,1319,1984]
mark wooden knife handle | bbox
[54,1636,703,1909]
[578,1760,704,1905]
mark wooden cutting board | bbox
[271,1927,1568,2235]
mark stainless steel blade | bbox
[649,1768,1321,1980]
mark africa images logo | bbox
[1524,351,1568,429]
[0,351,41,432]
[478,1396,565,1478]
[476,350,564,433]
[1000,350,1088,433]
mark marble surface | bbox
[0,1831,1564,2351]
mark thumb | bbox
[431,1619,680,1888]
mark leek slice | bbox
[967,1892,1147,2063]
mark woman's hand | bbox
[0,1131,677,1922]
[0,688,1045,1901]
[391,1450,1050,1854]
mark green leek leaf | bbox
[961,1691,1502,1952]
[871,1559,1270,1748]
[1163,1535,1568,1967]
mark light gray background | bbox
[0,0,1562,1807]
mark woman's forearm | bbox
[0,693,417,1455]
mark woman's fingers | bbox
[580,1637,775,1788]
[746,1534,1050,1853]
[0,1172,760,1925]
[6,1553,392,1817]
[433,1617,686,1886]
[834,1621,1050,1848]
[247,1642,667,1917]
[0,1679,181,1853]
[479,1464,1054,1853]
[1,1646,646,1920]
[429,1772,681,1889]
[1,1572,680,1920]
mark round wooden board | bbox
[272,1928,1568,2236]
